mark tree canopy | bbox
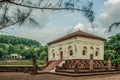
[104,33,120,65]
[0,35,47,60]
[0,35,40,46]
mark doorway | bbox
[90,47,94,59]
[60,51,63,60]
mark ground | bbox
[0,72,120,80]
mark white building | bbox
[3,54,23,59]
[10,54,22,59]
[48,30,105,61]
[46,30,105,71]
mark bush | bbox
[39,61,46,65]
[112,58,120,65]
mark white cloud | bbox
[73,23,86,31]
[72,22,107,38]
[100,13,107,18]
[2,0,120,44]
[99,0,120,26]
[25,10,51,29]
[89,0,120,38]
[5,11,85,45]
[72,0,120,39]
[5,26,68,45]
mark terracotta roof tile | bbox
[47,30,106,45]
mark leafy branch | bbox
[0,0,95,29]
[108,22,120,32]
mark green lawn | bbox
[0,60,46,66]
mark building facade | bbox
[47,30,105,71]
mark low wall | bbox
[0,66,44,72]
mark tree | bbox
[112,58,120,65]
[0,35,40,46]
[0,43,6,50]
[104,50,114,61]
[43,45,48,53]
[0,0,95,29]
[104,33,120,65]
[40,51,47,60]
[8,45,15,54]
[0,48,7,59]
[21,49,33,59]
[0,34,50,60]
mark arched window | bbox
[82,47,87,55]
[59,47,63,53]
[52,50,55,58]
[68,46,73,56]
[95,48,100,56]
[53,53,55,58]
[90,47,94,54]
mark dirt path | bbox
[0,72,120,80]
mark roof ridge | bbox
[47,30,106,45]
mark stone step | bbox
[37,70,120,77]
[44,60,62,72]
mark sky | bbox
[0,0,120,45]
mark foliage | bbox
[104,33,120,65]
[82,1,95,28]
[108,22,120,32]
[39,51,47,60]
[0,0,95,29]
[0,35,40,46]
[0,35,48,60]
[104,50,114,61]
[0,48,7,58]
[112,58,120,65]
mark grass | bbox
[0,60,46,66]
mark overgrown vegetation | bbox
[0,35,40,46]
[0,35,48,60]
[104,33,120,65]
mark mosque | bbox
[45,24,106,72]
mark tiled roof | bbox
[47,30,106,45]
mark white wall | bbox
[48,36,104,61]
[76,37,104,60]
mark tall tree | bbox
[104,33,120,65]
[0,48,7,59]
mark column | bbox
[46,57,48,66]
[89,54,94,71]
[32,58,37,74]
[108,56,112,71]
